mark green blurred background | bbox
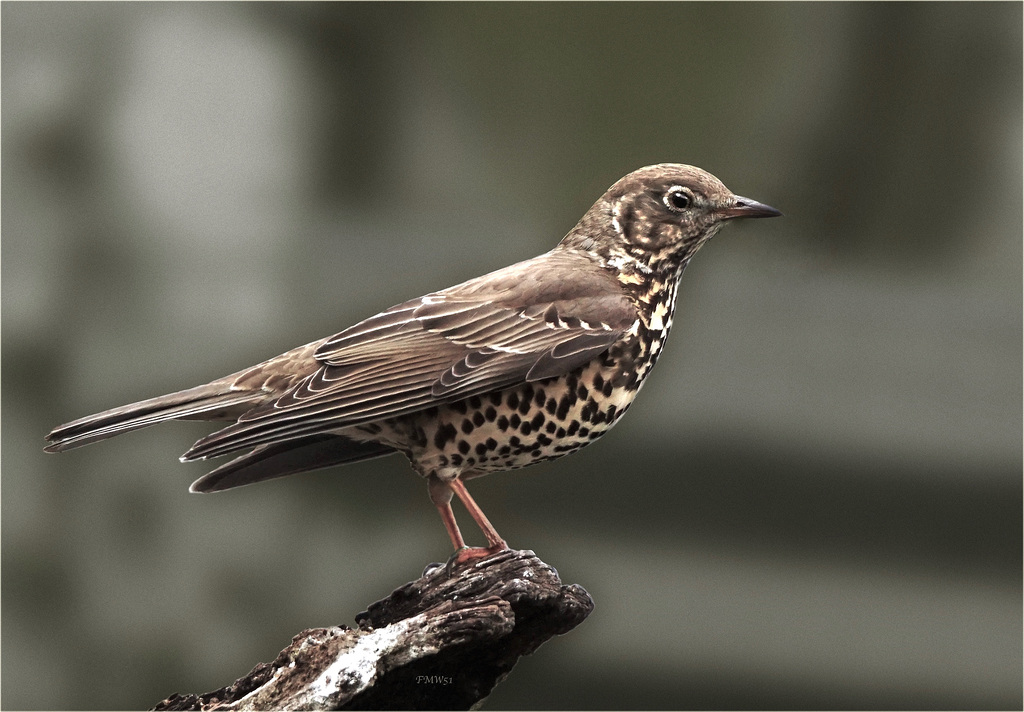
[3,2,1021,709]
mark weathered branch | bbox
[153,549,593,710]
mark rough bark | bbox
[153,549,593,710]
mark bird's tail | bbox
[44,382,263,453]
[187,434,395,492]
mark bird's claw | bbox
[443,543,508,578]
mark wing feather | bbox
[183,250,638,462]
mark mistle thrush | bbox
[45,164,781,563]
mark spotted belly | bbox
[355,355,647,480]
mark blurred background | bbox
[2,3,1020,709]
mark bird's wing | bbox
[183,250,638,461]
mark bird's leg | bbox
[428,474,508,570]
[428,474,468,551]
[449,478,508,554]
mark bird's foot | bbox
[444,542,509,578]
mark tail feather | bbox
[188,434,395,492]
[44,383,263,453]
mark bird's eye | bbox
[663,187,692,212]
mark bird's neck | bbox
[558,241,688,317]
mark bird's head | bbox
[562,163,781,275]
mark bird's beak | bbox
[718,195,783,220]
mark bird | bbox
[45,163,781,564]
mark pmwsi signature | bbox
[415,675,453,685]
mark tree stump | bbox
[153,549,594,710]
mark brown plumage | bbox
[45,163,781,563]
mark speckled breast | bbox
[362,326,668,479]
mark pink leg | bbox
[428,475,508,566]
[428,475,468,550]
[450,478,508,551]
